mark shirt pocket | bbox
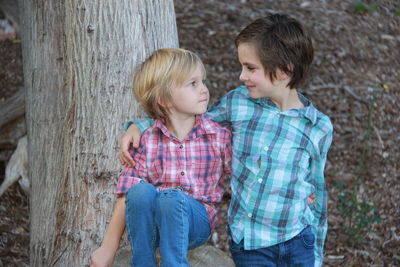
[193,153,222,182]
[147,158,164,183]
[277,143,310,170]
[190,146,223,194]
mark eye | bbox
[190,81,197,87]
[247,66,255,71]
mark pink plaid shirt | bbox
[116,114,232,229]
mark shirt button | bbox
[258,178,263,183]
[264,146,269,151]
[248,213,252,218]
[181,171,185,176]
[179,144,184,149]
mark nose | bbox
[239,69,247,82]
[200,82,209,94]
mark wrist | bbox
[100,239,119,254]
[127,123,139,133]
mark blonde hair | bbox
[133,48,205,119]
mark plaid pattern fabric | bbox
[206,86,333,267]
[117,114,232,230]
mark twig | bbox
[309,83,340,90]
[373,126,385,149]
[327,255,345,260]
[342,85,369,105]
[309,83,370,105]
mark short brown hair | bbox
[235,13,314,89]
[133,48,205,119]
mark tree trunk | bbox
[18,1,178,265]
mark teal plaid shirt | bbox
[127,86,333,266]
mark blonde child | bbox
[90,48,231,267]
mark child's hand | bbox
[308,194,316,205]
[90,246,114,267]
[119,124,141,167]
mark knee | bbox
[125,182,157,207]
[156,188,186,215]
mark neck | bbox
[270,88,304,111]
[165,114,196,140]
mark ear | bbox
[276,68,291,81]
[158,98,172,108]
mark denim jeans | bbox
[125,182,211,267]
[229,226,315,267]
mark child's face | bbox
[237,42,288,99]
[167,64,209,118]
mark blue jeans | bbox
[229,226,315,267]
[125,182,211,267]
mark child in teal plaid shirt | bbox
[120,13,332,267]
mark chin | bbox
[248,91,261,99]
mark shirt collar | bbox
[243,86,317,125]
[153,114,216,141]
[296,93,318,125]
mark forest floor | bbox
[0,0,399,266]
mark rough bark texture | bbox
[18,1,178,265]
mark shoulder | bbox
[138,121,163,146]
[310,108,333,153]
[313,109,333,136]
[141,124,158,138]
[215,86,248,102]
[226,86,249,99]
[213,86,253,114]
[202,115,231,138]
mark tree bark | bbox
[18,1,178,265]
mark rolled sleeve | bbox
[123,118,154,132]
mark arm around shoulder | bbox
[119,118,155,167]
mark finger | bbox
[132,137,139,148]
[119,152,126,166]
[121,155,130,167]
[120,150,132,167]
[123,151,135,167]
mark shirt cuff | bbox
[123,119,148,133]
[116,177,144,196]
[123,120,135,131]
[314,257,323,267]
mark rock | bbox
[0,135,29,197]
[113,244,234,267]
